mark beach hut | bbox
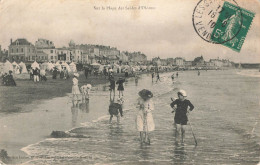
[4,60,13,73]
[12,61,21,74]
[61,61,72,72]
[69,62,77,72]
[55,61,62,71]
[19,62,28,74]
[31,61,40,69]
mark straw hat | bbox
[74,73,79,77]
[178,89,187,97]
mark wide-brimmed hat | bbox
[138,89,153,100]
[178,89,187,97]
[74,73,79,77]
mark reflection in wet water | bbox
[71,105,78,127]
[79,100,90,113]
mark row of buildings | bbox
[152,56,234,68]
[2,38,147,65]
[0,38,234,68]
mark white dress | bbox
[72,78,81,95]
[136,97,155,132]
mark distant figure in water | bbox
[171,73,175,81]
[198,71,200,76]
[109,97,124,124]
[170,90,194,143]
[72,73,81,104]
[152,72,155,82]
[116,77,125,98]
[156,73,161,82]
[80,84,92,100]
[135,74,139,86]
[176,72,179,78]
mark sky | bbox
[0,0,259,63]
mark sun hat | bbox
[178,89,187,97]
[138,89,153,100]
[74,73,79,77]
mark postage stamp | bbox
[211,1,255,52]
[192,0,255,52]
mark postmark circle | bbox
[192,0,243,44]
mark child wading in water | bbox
[136,89,155,144]
[170,90,194,143]
[116,77,125,98]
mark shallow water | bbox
[3,70,260,164]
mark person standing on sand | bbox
[72,73,81,104]
[116,77,125,98]
[176,72,179,78]
[171,73,175,81]
[136,89,155,144]
[170,90,194,143]
[198,70,200,76]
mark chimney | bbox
[10,38,12,44]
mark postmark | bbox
[192,0,243,44]
[193,0,255,52]
[211,1,255,52]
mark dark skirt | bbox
[174,114,188,125]
[117,85,124,91]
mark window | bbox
[51,56,53,59]
[55,56,57,59]
[50,50,53,53]
[28,56,31,60]
[42,56,44,60]
[17,48,18,52]
[32,56,35,60]
[21,48,23,52]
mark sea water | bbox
[21,70,260,165]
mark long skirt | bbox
[72,85,81,95]
[136,111,155,132]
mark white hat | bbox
[178,89,187,97]
[86,84,92,89]
[74,73,79,77]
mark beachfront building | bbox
[35,39,57,62]
[57,48,71,62]
[184,61,193,69]
[210,59,223,67]
[128,52,147,65]
[8,38,37,62]
[160,59,168,66]
[167,58,175,66]
[119,52,129,64]
[152,57,161,66]
[99,47,120,64]
[175,57,185,66]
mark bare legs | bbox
[174,123,186,143]
[118,91,124,98]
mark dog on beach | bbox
[109,97,124,123]
[80,84,92,100]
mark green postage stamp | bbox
[193,0,255,52]
[211,1,255,52]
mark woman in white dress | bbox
[72,73,81,105]
[136,89,155,144]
